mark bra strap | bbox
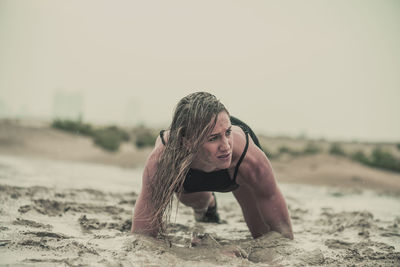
[233,131,249,182]
[160,130,166,145]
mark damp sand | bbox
[0,154,399,266]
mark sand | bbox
[0,119,399,266]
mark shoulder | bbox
[230,125,247,163]
[234,131,277,196]
[143,134,166,182]
[230,125,263,169]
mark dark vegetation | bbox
[264,141,400,173]
[133,125,158,149]
[303,142,322,155]
[52,119,156,152]
[332,143,400,173]
[92,126,130,152]
[267,142,323,159]
[329,143,346,156]
[350,148,400,172]
[51,119,94,136]
[52,119,400,173]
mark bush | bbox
[397,143,400,151]
[275,146,305,157]
[92,128,123,152]
[351,150,370,164]
[134,127,157,148]
[303,142,322,155]
[103,126,130,142]
[51,119,93,136]
[52,119,131,152]
[278,146,291,154]
[350,147,400,173]
[329,143,346,156]
[369,147,400,172]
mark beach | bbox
[1,119,399,266]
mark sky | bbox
[0,0,399,142]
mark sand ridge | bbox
[1,118,399,193]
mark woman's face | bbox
[193,111,233,172]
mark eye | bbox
[226,129,232,136]
[208,136,218,142]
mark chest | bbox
[183,168,239,193]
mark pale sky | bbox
[0,0,399,142]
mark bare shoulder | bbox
[230,125,247,163]
[234,129,277,195]
[143,134,166,182]
[231,125,267,169]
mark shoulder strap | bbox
[160,130,166,145]
[233,130,249,182]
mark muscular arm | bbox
[131,166,159,237]
[131,138,163,237]
[254,168,294,239]
[237,142,293,239]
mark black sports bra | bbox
[159,123,249,193]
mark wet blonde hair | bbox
[150,92,228,233]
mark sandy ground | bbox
[0,119,399,266]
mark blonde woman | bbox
[132,92,293,239]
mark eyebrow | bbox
[208,125,232,138]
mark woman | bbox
[131,92,293,239]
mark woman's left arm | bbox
[240,147,294,239]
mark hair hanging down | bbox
[149,92,229,233]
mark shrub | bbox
[92,128,123,152]
[303,142,322,155]
[52,120,131,152]
[329,143,346,156]
[134,127,157,148]
[276,146,302,157]
[278,146,291,154]
[51,119,93,136]
[351,148,400,173]
[369,147,400,172]
[103,125,130,142]
[397,143,400,151]
[351,150,370,164]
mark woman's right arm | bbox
[131,137,164,237]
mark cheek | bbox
[209,144,219,155]
[204,143,219,156]
[200,144,215,157]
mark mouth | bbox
[218,153,231,160]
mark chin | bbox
[213,154,232,170]
[220,160,232,170]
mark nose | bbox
[219,136,230,152]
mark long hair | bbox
[149,92,228,233]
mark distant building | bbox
[52,91,84,121]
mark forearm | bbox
[257,189,293,239]
[131,195,159,237]
[131,216,159,237]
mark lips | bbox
[218,153,231,159]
